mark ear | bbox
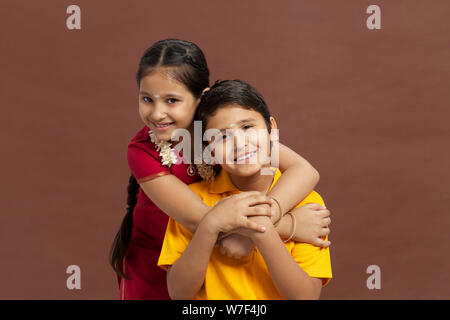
[201,87,211,96]
[269,116,279,141]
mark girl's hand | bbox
[202,191,274,235]
[218,234,254,258]
[290,203,331,247]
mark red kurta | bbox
[119,126,200,299]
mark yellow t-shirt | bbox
[158,168,332,300]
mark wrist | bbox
[198,214,221,239]
[249,216,275,242]
[273,212,293,239]
[252,222,278,245]
[282,211,296,243]
[270,197,283,226]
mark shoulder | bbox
[128,126,154,151]
[126,126,172,181]
[127,126,165,167]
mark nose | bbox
[150,101,167,122]
[233,130,250,153]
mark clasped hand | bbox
[210,195,332,258]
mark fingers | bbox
[303,202,323,210]
[313,238,331,248]
[321,217,331,227]
[244,195,273,207]
[318,208,331,218]
[222,191,272,207]
[246,206,272,217]
[320,227,331,237]
[242,218,266,233]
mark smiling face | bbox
[138,68,200,141]
[205,104,278,177]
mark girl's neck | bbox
[229,166,274,193]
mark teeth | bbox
[236,151,257,162]
[154,123,172,128]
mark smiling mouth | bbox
[152,121,174,129]
[235,150,258,162]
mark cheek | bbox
[257,135,271,154]
[171,103,196,124]
[139,103,151,116]
[210,141,232,163]
[212,145,226,163]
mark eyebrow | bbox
[139,91,183,99]
[218,118,256,132]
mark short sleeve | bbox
[127,143,171,183]
[291,190,332,286]
[157,218,194,270]
[291,240,333,286]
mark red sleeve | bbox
[127,142,171,184]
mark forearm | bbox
[140,175,210,232]
[273,213,294,239]
[245,203,293,239]
[167,222,218,299]
[269,143,319,215]
[252,222,322,299]
[267,164,319,215]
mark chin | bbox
[225,163,262,177]
[150,127,176,142]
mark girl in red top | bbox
[109,39,332,300]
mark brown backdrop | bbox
[1,0,449,299]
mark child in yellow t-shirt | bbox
[158,80,332,299]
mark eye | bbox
[142,96,152,103]
[242,124,253,130]
[214,133,229,144]
[167,98,179,104]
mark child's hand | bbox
[218,234,254,258]
[290,203,331,247]
[202,191,274,235]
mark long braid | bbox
[109,174,139,279]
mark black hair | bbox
[110,39,210,280]
[135,39,210,98]
[194,79,272,132]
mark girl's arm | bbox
[250,217,323,299]
[267,142,319,227]
[139,174,208,232]
[139,175,270,233]
[255,142,332,243]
